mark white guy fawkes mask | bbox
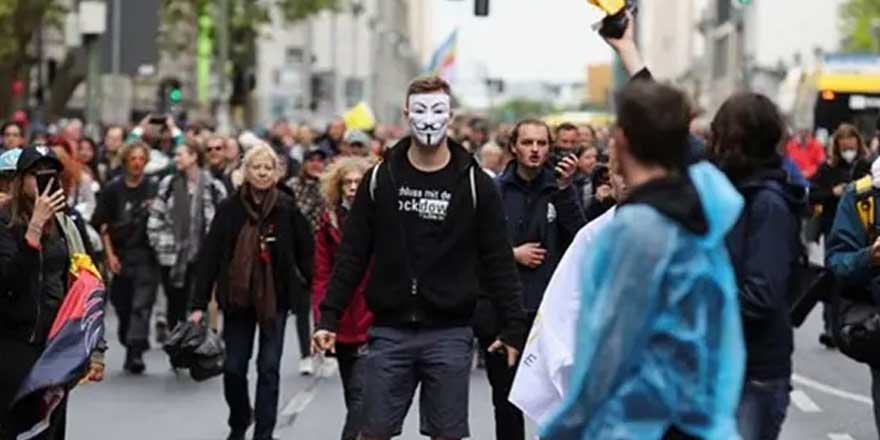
[408,93,451,148]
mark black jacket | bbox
[192,186,314,315]
[317,137,527,348]
[0,208,95,344]
[495,163,585,312]
[726,169,806,380]
[810,158,871,236]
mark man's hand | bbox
[312,329,337,354]
[602,11,645,76]
[872,237,880,266]
[190,310,204,324]
[513,243,547,269]
[595,184,613,202]
[555,154,578,189]
[165,115,178,130]
[138,115,151,131]
[488,339,520,368]
[106,252,122,275]
[79,361,105,384]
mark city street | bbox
[65,308,878,440]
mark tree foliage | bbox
[841,0,880,51]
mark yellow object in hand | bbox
[587,0,625,14]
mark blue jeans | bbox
[736,378,790,440]
[222,309,287,440]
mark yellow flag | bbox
[343,102,377,131]
[587,0,625,14]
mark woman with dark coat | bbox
[312,156,374,440]
[0,146,105,440]
[810,123,872,238]
[189,143,313,440]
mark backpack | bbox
[830,175,880,366]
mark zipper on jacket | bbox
[30,249,44,343]
[410,278,418,323]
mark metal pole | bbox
[331,12,340,115]
[85,34,102,128]
[112,0,121,74]
[216,0,230,133]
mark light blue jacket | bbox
[541,162,746,440]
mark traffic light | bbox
[158,77,182,113]
[475,0,489,16]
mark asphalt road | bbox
[66,306,878,440]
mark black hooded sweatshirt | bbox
[317,137,527,348]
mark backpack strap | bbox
[369,163,381,202]
[854,175,875,240]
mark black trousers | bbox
[223,309,286,440]
[294,312,310,359]
[336,343,367,440]
[479,312,537,440]
[159,264,196,333]
[110,259,160,351]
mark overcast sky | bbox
[428,0,613,89]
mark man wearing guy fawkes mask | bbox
[313,76,526,440]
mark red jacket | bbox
[312,207,373,344]
[785,137,826,179]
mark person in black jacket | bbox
[711,93,806,440]
[313,76,526,440]
[189,143,313,440]
[484,118,584,440]
[810,123,871,348]
[0,146,105,440]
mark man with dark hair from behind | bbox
[542,13,746,439]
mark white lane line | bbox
[792,374,874,406]
[790,389,822,413]
[828,433,856,440]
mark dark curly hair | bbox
[710,92,784,183]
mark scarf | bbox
[228,183,279,328]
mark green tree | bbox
[0,0,67,119]
[841,0,880,51]
[161,0,338,122]
[490,98,554,123]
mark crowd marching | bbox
[6,10,880,440]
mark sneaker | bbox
[299,357,314,376]
[819,333,837,349]
[155,320,169,345]
[124,349,146,375]
[226,431,246,440]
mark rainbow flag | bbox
[426,29,458,80]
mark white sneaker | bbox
[299,357,314,376]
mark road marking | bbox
[790,389,822,412]
[278,357,338,427]
[828,434,855,440]
[792,374,874,406]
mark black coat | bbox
[495,163,585,312]
[317,137,528,349]
[192,187,314,316]
[810,159,871,236]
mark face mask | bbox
[408,94,451,147]
[842,150,858,164]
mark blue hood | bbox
[688,161,745,248]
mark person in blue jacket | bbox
[712,93,807,440]
[541,66,745,440]
[826,158,880,437]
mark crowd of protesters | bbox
[8,10,880,440]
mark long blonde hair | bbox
[320,156,372,207]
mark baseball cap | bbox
[16,145,63,173]
[0,148,22,173]
[303,146,329,161]
[344,130,371,147]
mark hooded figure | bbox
[542,162,745,440]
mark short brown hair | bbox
[406,76,451,102]
[509,119,552,152]
[554,122,578,137]
[120,140,152,167]
[179,140,206,167]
